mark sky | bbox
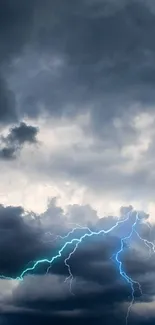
[1,0,155,324]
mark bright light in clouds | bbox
[0,112,154,219]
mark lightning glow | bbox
[0,209,154,324]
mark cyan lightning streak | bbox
[43,223,92,243]
[44,224,92,276]
[1,210,155,325]
[15,211,132,281]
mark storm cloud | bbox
[0,201,154,325]
[1,0,155,324]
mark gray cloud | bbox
[0,0,38,124]
[1,0,155,133]
[6,122,38,145]
[0,78,17,124]
[2,0,155,203]
[7,0,154,132]
[0,122,39,160]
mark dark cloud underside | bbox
[12,0,155,131]
[1,1,155,127]
[0,202,154,324]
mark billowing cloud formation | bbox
[0,200,154,325]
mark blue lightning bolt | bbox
[114,212,142,325]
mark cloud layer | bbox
[1,0,155,324]
[0,201,154,325]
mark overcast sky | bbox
[1,0,155,324]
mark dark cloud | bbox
[7,0,154,137]
[0,147,16,160]
[0,202,154,324]
[0,204,48,276]
[0,199,100,276]
[0,122,39,160]
[0,0,36,61]
[0,78,17,124]
[1,0,155,132]
[0,0,38,124]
